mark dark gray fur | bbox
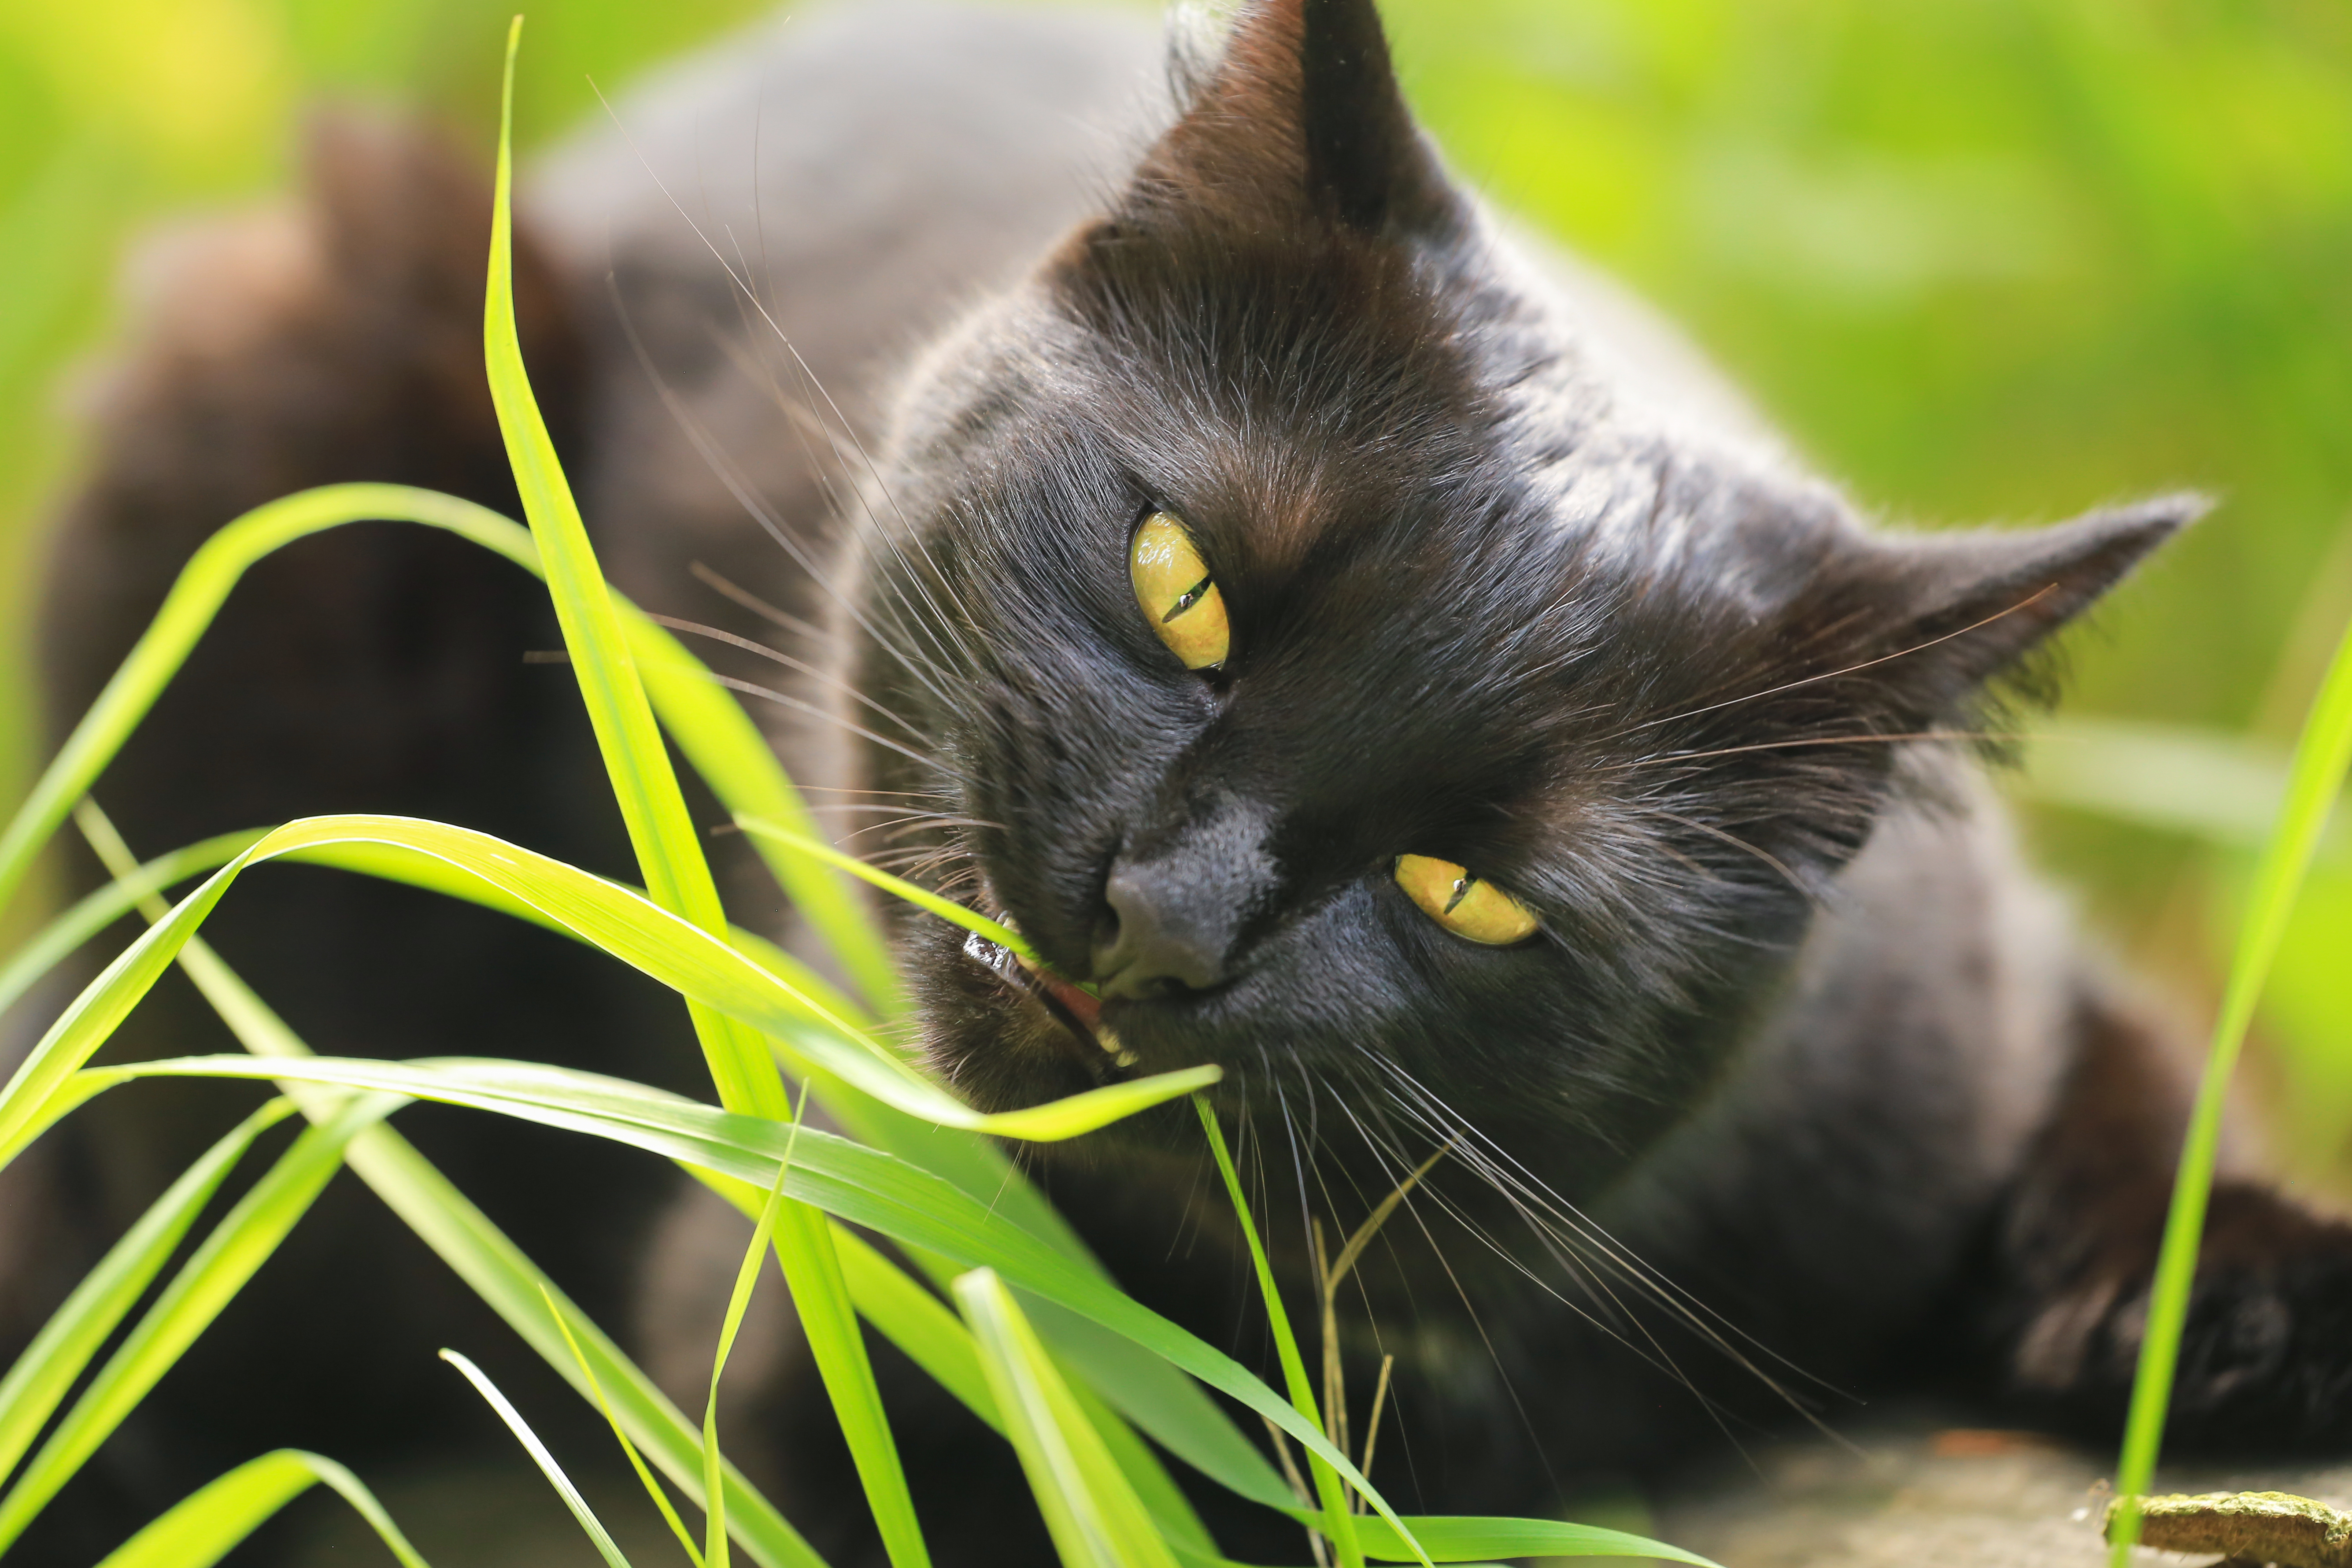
[16,3,2352,1564]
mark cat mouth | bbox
[959,928,1140,1075]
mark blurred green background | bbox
[2,0,2346,1179]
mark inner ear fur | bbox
[1852,493,2205,721]
[1126,0,1460,237]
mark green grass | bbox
[0,4,2346,1565]
[0,22,1723,1566]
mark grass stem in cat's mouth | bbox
[961,928,1137,1069]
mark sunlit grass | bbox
[0,22,1721,1568]
[2108,583,2352,1561]
[0,8,2343,1567]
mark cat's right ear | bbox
[1851,493,2204,722]
[1119,0,1461,237]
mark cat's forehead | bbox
[1028,214,1844,623]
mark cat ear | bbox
[1129,0,1458,235]
[1859,493,2204,715]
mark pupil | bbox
[1443,876,1475,916]
[1162,573,1213,623]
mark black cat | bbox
[11,1,2350,1563]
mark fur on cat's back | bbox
[14,1,2352,1563]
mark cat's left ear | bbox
[1858,493,2204,715]
[1128,0,1459,236]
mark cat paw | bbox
[2012,1184,2352,1453]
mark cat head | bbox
[848,0,2192,1177]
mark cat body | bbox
[13,1,2352,1562]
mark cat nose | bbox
[1091,864,1229,1000]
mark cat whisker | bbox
[1357,1054,1854,1439]
[588,81,993,684]
[1599,584,2059,746]
[688,312,992,691]
[602,288,966,714]
[1605,726,2030,777]
[689,560,835,649]
[702,671,945,771]
[1638,808,1812,903]
[840,814,1001,846]
[646,612,928,740]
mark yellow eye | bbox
[1129,511,1229,671]
[1394,854,1538,946]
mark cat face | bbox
[848,0,2189,1180]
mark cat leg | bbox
[1989,982,2352,1451]
[9,114,693,1557]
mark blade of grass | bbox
[831,1227,1002,1434]
[93,1054,1420,1547]
[0,814,1217,1165]
[954,1268,1180,1568]
[0,472,881,1018]
[820,1222,1217,1552]
[631,622,896,1014]
[484,17,781,1123]
[1351,1516,1715,1564]
[0,464,1234,1543]
[1193,1097,1367,1568]
[92,1449,431,1568]
[0,484,537,926]
[547,1284,707,1568]
[0,1092,402,1552]
[0,1098,293,1492]
[75,807,827,1568]
[706,1146,796,1568]
[492,24,930,1563]
[0,826,262,1024]
[2109,606,2352,1562]
[443,1348,634,1568]
[734,818,1031,963]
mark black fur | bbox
[12,2,2352,1564]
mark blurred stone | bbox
[1652,1413,2352,1568]
[280,1416,2352,1566]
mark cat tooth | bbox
[997,916,1042,973]
[1095,1025,1139,1069]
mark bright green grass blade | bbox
[547,1285,707,1568]
[0,473,878,1020]
[95,1054,1417,1546]
[0,826,262,1023]
[1055,1349,1218,1558]
[707,1155,796,1568]
[954,1268,1180,1568]
[352,1128,821,1568]
[723,1200,1218,1555]
[0,1092,400,1552]
[444,1349,635,1568]
[1018,1301,1293,1518]
[0,1098,293,1492]
[1194,1098,1368,1568]
[752,1061,1296,1526]
[93,1449,431,1568]
[833,1227,1003,1434]
[75,813,827,1568]
[0,484,536,925]
[2109,605,2352,1564]
[1353,1517,1715,1565]
[631,621,897,1015]
[656,1129,926,1568]
[486,19,785,1127]
[768,1197,932,1568]
[0,814,1216,1165]
[0,468,877,1025]
[735,818,1031,963]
